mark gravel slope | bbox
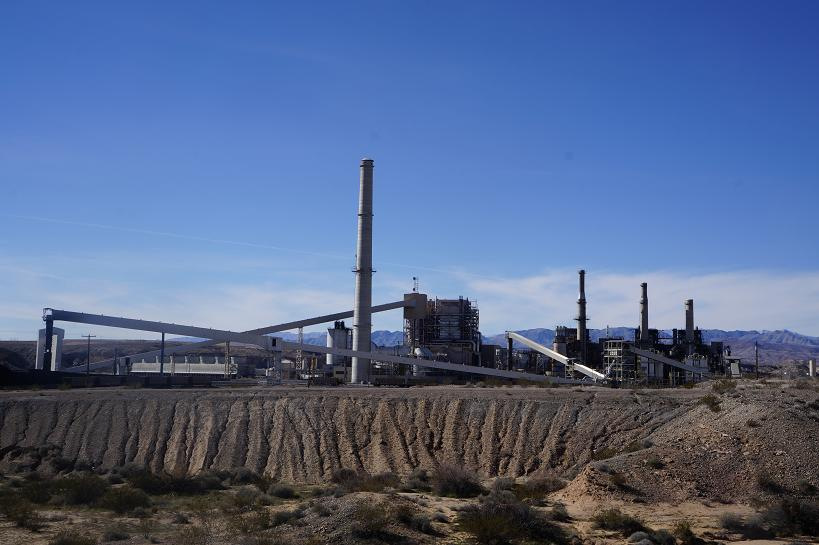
[1,383,817,504]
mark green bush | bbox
[433,464,485,498]
[592,508,648,536]
[55,473,110,505]
[100,486,152,514]
[48,531,97,545]
[458,490,567,545]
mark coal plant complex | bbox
[29,159,759,389]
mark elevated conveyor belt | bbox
[59,300,412,373]
[628,347,710,376]
[506,331,606,382]
[279,341,583,384]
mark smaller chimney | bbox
[685,299,694,355]
[576,270,588,362]
[639,283,649,344]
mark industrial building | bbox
[32,158,747,388]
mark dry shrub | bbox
[592,446,619,461]
[350,502,395,540]
[48,531,97,545]
[127,469,223,496]
[0,493,45,531]
[760,498,819,537]
[592,508,648,536]
[549,502,571,522]
[514,475,566,499]
[673,520,705,545]
[395,504,438,535]
[433,464,485,498]
[100,486,151,514]
[457,490,567,545]
[797,480,817,496]
[55,473,110,505]
[645,456,665,469]
[403,467,432,492]
[757,473,783,494]
[228,510,273,534]
[712,379,736,394]
[270,507,305,527]
[175,525,213,545]
[102,524,131,541]
[267,483,298,499]
[697,394,721,412]
[330,468,401,492]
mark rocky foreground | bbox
[1,382,817,505]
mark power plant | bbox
[32,159,748,387]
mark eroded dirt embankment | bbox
[1,385,817,503]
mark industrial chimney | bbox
[639,283,649,344]
[685,299,694,355]
[576,269,588,362]
[351,158,374,384]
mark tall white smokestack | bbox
[351,158,374,383]
[685,299,694,355]
[639,283,649,344]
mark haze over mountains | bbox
[275,328,819,365]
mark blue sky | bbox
[1,1,818,339]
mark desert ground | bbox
[1,380,818,545]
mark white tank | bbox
[327,321,351,367]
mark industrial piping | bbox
[639,282,649,344]
[575,269,588,362]
[351,158,374,383]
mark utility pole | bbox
[755,341,759,379]
[224,341,231,379]
[296,326,304,376]
[160,332,165,377]
[82,334,96,376]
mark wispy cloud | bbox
[2,248,818,339]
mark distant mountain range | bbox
[277,328,819,365]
